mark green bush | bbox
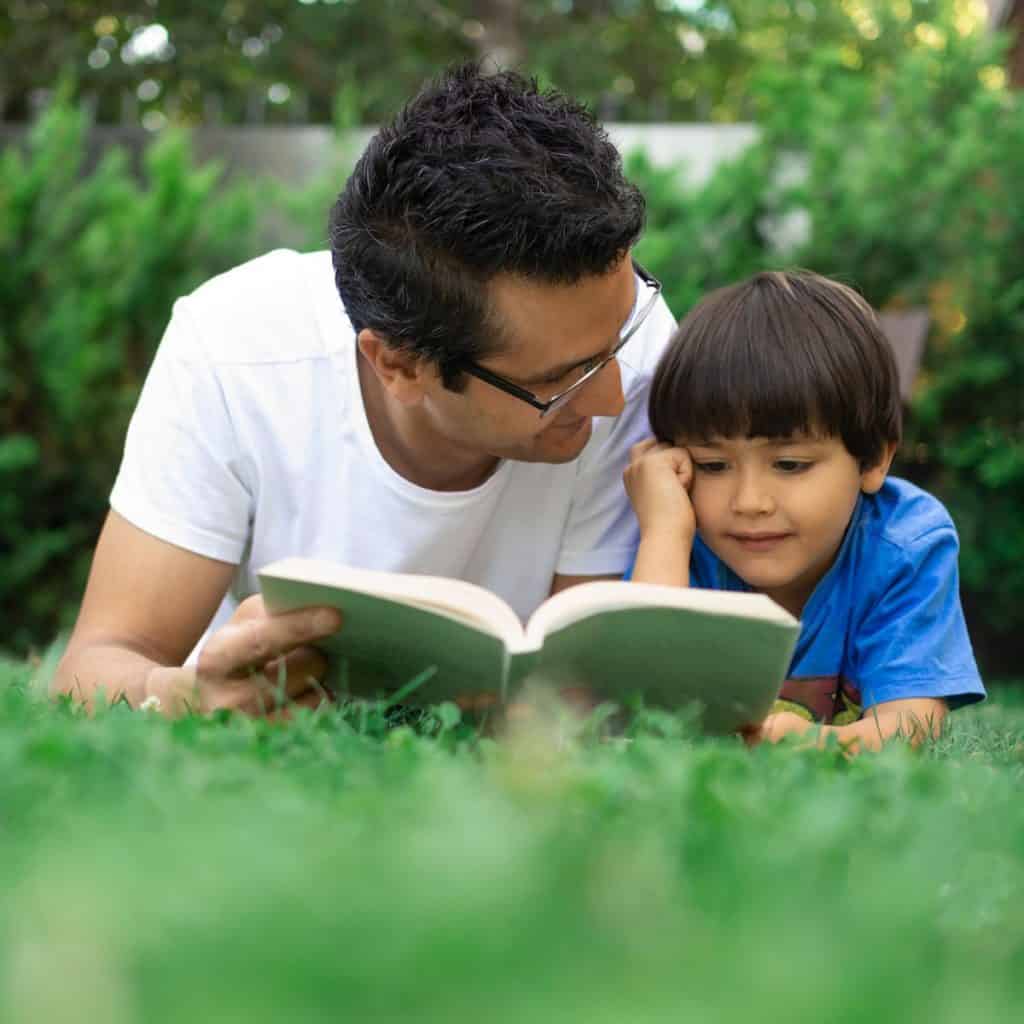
[0,94,337,652]
[631,28,1024,671]
[3,23,1023,671]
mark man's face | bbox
[419,257,638,464]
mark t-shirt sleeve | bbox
[109,299,254,563]
[554,399,647,577]
[555,302,675,577]
[851,526,985,711]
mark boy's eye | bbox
[775,459,812,474]
[694,460,728,474]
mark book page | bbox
[525,580,796,646]
[259,562,520,705]
[514,581,799,734]
[261,558,526,646]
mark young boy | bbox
[624,270,985,752]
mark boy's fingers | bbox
[669,447,693,483]
[630,438,661,460]
[738,722,764,747]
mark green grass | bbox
[0,657,1022,1024]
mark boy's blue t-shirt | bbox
[678,477,985,723]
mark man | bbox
[54,64,675,715]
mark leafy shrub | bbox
[0,94,333,652]
[3,23,1023,672]
[630,28,1024,671]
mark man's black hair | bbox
[329,62,645,389]
[649,270,902,469]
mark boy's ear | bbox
[357,329,432,406]
[860,441,899,495]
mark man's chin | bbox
[526,417,593,463]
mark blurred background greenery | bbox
[1,0,1023,677]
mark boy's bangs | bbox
[649,271,902,465]
[666,344,829,444]
[650,304,840,445]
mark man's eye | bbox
[694,461,728,474]
[776,459,812,473]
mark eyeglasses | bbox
[459,261,662,418]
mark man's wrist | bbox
[144,664,198,716]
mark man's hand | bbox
[148,596,343,716]
[623,439,696,543]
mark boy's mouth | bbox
[728,532,793,552]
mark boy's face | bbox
[682,434,894,617]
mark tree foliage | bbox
[0,0,995,125]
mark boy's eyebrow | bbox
[686,435,824,448]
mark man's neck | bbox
[357,355,500,492]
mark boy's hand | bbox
[624,439,696,543]
[740,712,815,747]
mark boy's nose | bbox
[731,473,774,515]
[566,357,625,419]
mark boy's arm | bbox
[631,532,692,588]
[623,440,695,587]
[746,697,948,754]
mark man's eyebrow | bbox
[519,276,641,386]
[520,351,604,386]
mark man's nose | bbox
[567,358,625,419]
[731,470,774,515]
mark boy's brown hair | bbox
[648,270,902,469]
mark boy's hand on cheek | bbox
[624,439,696,542]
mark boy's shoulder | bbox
[860,476,957,557]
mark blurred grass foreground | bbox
[0,656,1022,1023]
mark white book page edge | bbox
[525,580,798,647]
[259,558,526,646]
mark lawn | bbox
[0,656,1021,1023]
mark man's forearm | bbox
[53,643,195,713]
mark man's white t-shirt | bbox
[110,249,675,655]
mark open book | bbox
[259,558,800,735]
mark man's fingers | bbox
[230,647,333,715]
[266,688,336,722]
[232,594,269,622]
[197,606,341,679]
[262,645,331,698]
